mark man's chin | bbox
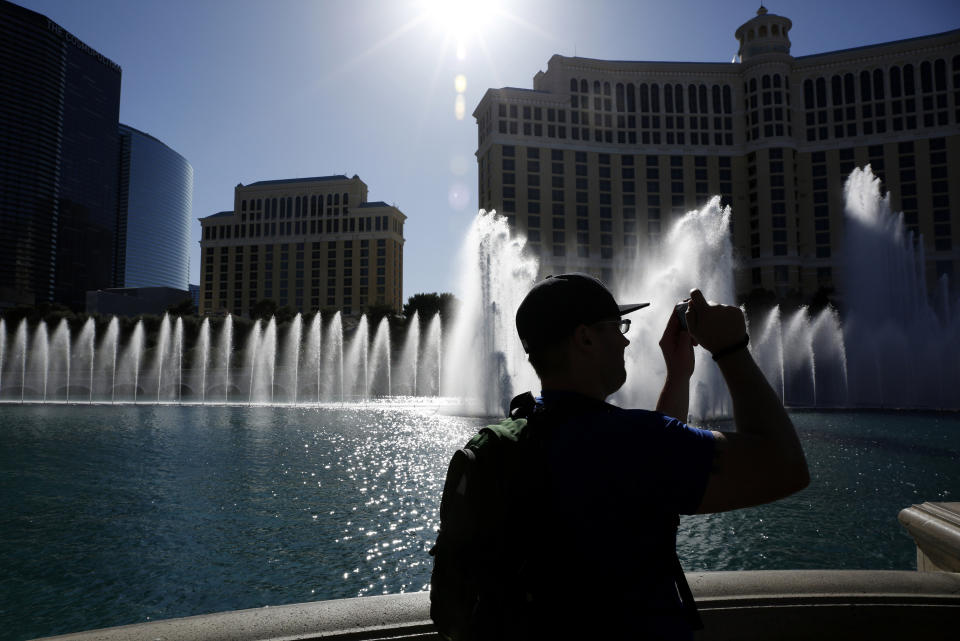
[609,369,627,394]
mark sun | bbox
[418,0,501,40]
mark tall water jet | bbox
[194,319,211,403]
[322,312,345,401]
[48,319,70,402]
[421,312,443,396]
[151,315,172,402]
[303,313,322,402]
[442,199,745,417]
[280,313,302,403]
[809,306,848,407]
[841,166,959,408]
[95,317,120,402]
[612,196,735,418]
[781,309,816,407]
[369,316,392,397]
[396,311,420,396]
[247,318,279,403]
[116,322,145,402]
[750,307,786,402]
[26,322,49,402]
[74,318,96,403]
[213,315,233,402]
[444,211,539,414]
[15,319,27,402]
[344,315,369,399]
[174,318,184,402]
[244,320,262,403]
[262,318,277,403]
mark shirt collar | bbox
[539,389,619,412]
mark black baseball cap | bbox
[515,273,649,353]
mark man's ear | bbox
[571,323,592,349]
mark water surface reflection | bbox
[0,405,956,641]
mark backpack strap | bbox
[508,391,538,420]
[440,448,475,509]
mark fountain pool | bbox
[0,403,957,641]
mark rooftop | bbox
[794,27,960,61]
[243,175,353,188]
[550,54,736,67]
[119,123,190,163]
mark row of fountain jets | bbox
[1,167,958,414]
[0,311,443,404]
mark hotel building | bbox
[473,8,960,301]
[198,175,406,317]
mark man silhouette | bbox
[508,272,809,640]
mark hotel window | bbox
[898,141,919,236]
[768,150,788,257]
[837,147,854,180]
[890,65,909,131]
[805,77,829,140]
[929,138,952,251]
[746,153,759,258]
[953,55,960,123]
[920,59,950,127]
[860,69,885,135]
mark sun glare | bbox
[419,0,499,39]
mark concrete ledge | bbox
[35,592,438,641]
[35,570,960,641]
[691,570,960,640]
[899,502,960,572]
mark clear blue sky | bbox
[14,0,960,299]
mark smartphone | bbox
[675,302,689,331]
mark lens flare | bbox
[454,94,466,120]
[454,74,467,93]
[448,183,470,210]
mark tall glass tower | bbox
[0,0,122,310]
[116,124,193,290]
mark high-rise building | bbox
[198,175,406,317]
[116,124,193,290]
[0,0,122,310]
[473,8,960,301]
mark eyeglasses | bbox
[592,319,631,334]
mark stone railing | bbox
[36,570,960,641]
[899,502,960,572]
